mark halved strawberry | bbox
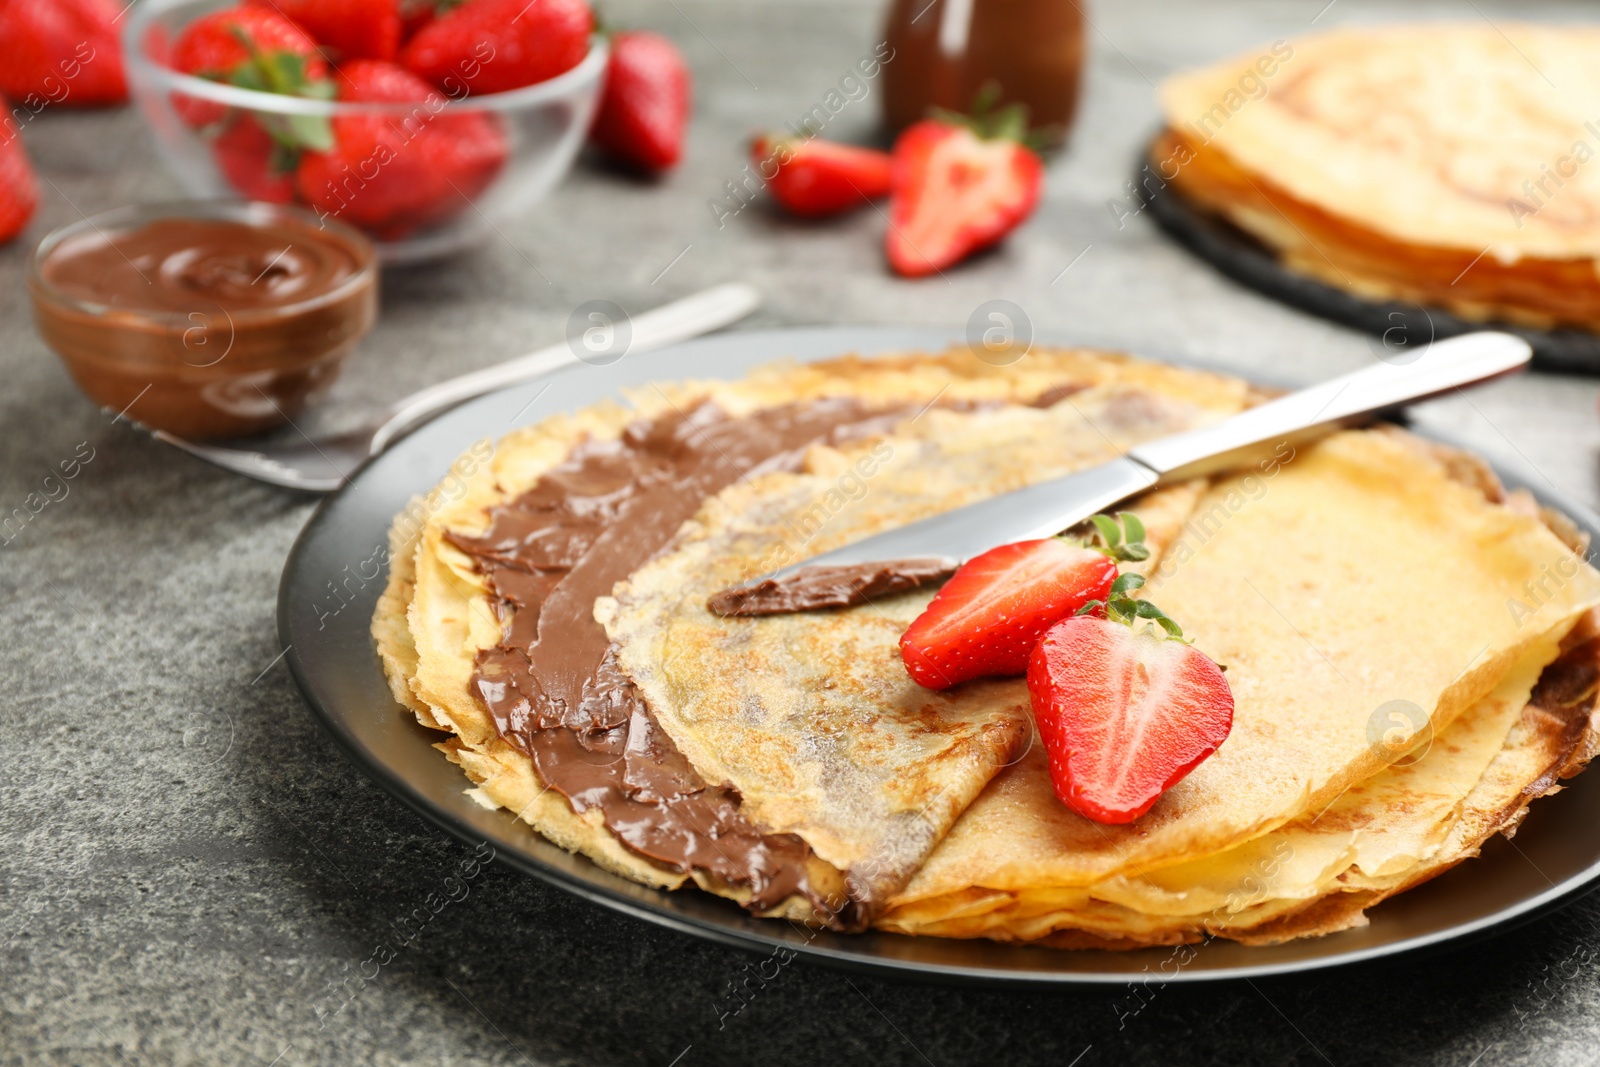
[899,513,1148,690]
[752,135,892,218]
[1028,577,1234,824]
[886,103,1042,276]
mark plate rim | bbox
[279,324,1600,986]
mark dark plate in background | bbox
[279,325,1600,986]
[1138,143,1600,376]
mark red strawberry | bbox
[250,0,402,61]
[210,113,297,203]
[296,59,508,238]
[0,0,127,107]
[1027,579,1234,825]
[899,513,1149,690]
[400,0,593,96]
[0,110,39,244]
[400,0,441,40]
[886,107,1042,277]
[170,5,332,128]
[589,31,689,172]
[752,135,892,218]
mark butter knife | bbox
[725,330,1531,605]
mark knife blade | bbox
[722,330,1532,607]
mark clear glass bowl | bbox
[122,0,607,264]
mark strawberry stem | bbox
[215,27,335,153]
[927,81,1056,154]
[1068,511,1150,564]
[1075,571,1188,640]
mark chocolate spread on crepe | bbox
[707,558,956,616]
[445,398,919,921]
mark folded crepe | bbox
[374,348,1250,922]
[878,429,1600,945]
[1156,24,1600,331]
[374,346,1600,946]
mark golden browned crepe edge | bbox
[1153,128,1600,334]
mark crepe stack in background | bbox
[375,348,1600,947]
[1155,24,1600,333]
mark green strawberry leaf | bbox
[927,81,1053,155]
[1071,511,1149,563]
[286,112,334,153]
[1089,514,1122,549]
[214,32,336,154]
[1119,511,1145,547]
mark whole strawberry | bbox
[899,513,1148,690]
[250,0,402,62]
[887,100,1043,277]
[752,135,892,217]
[400,0,440,40]
[1028,575,1234,825]
[296,59,509,238]
[170,5,332,129]
[0,111,39,244]
[210,113,298,203]
[589,31,690,172]
[0,0,128,107]
[400,0,593,96]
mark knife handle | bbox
[1128,331,1532,483]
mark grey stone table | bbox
[7,0,1600,1063]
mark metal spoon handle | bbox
[370,283,761,453]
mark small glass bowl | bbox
[122,0,607,264]
[29,200,378,440]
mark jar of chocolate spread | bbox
[881,0,1086,146]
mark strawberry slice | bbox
[752,135,893,218]
[886,102,1042,277]
[899,513,1149,690]
[1028,577,1234,824]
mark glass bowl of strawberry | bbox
[122,0,607,264]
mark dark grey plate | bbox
[1138,142,1600,376]
[279,325,1600,986]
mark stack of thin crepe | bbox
[375,348,1600,947]
[1156,24,1600,333]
